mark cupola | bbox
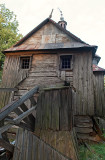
[58,9,67,29]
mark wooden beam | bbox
[29,96,36,106]
[14,106,37,124]
[14,108,32,125]
[92,117,105,141]
[0,86,39,121]
[0,138,14,153]
[5,118,33,131]
[0,99,18,114]
[20,103,35,123]
[0,88,18,92]
[0,124,13,136]
[0,106,36,135]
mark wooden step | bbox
[75,122,93,128]
[77,133,102,142]
[74,116,92,123]
[75,127,93,134]
[74,116,94,140]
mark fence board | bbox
[35,87,72,131]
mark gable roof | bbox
[4,18,97,54]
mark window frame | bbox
[20,56,32,70]
[59,54,73,71]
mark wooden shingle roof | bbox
[4,18,97,54]
[93,64,105,73]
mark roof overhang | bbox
[93,64,105,74]
[3,17,98,56]
[3,45,97,56]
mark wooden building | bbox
[0,17,97,116]
[0,16,105,160]
[93,55,105,116]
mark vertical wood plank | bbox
[51,90,59,130]
[26,131,33,160]
[87,52,94,115]
[60,89,68,130]
[13,128,23,160]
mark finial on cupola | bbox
[49,9,54,19]
[58,8,67,29]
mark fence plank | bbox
[35,88,72,131]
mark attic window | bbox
[60,55,72,70]
[20,57,31,69]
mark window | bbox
[20,57,31,69]
[60,55,72,70]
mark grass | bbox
[79,143,105,160]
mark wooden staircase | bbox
[0,86,39,153]
[74,116,102,142]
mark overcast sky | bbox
[0,0,105,68]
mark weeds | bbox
[79,143,105,160]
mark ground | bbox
[79,143,105,160]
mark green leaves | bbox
[0,4,23,70]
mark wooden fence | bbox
[13,128,72,160]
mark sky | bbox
[0,0,105,68]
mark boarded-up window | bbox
[60,55,72,69]
[20,57,31,69]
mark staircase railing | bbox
[0,86,39,152]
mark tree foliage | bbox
[0,4,22,70]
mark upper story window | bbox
[20,57,31,69]
[60,55,72,70]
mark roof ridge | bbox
[14,18,49,47]
[3,17,97,54]
[14,17,88,47]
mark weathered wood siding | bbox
[0,55,29,108]
[1,50,94,117]
[23,22,77,45]
[72,51,94,115]
[34,88,79,160]
[93,72,105,116]
[15,50,94,116]
[17,53,73,90]
[13,128,73,160]
[35,87,72,131]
